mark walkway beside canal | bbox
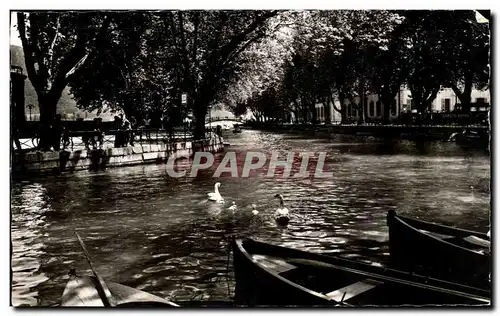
[12,132,225,175]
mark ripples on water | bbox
[11,130,490,306]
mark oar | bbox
[75,231,116,307]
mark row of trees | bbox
[15,10,489,149]
[16,11,282,148]
[234,10,490,124]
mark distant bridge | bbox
[206,117,242,123]
[205,118,243,129]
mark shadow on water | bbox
[10,130,490,306]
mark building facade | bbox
[313,87,490,123]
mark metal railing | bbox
[67,129,195,151]
[13,128,197,152]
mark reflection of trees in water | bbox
[37,175,70,214]
[333,138,485,157]
[373,138,397,155]
[87,172,118,208]
[414,140,430,155]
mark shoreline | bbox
[11,137,225,176]
[242,123,489,142]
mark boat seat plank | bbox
[462,236,490,249]
[420,229,455,240]
[325,279,384,302]
[287,258,338,269]
[252,254,297,274]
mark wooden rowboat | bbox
[61,231,179,307]
[232,238,490,307]
[387,210,491,290]
[61,275,179,307]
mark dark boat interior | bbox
[388,213,491,285]
[397,214,490,251]
[236,239,489,306]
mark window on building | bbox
[476,97,486,104]
[444,98,451,112]
[352,106,357,117]
[347,104,352,117]
[369,101,375,117]
[376,100,381,117]
[391,99,397,115]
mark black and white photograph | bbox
[9,7,492,308]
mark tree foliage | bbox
[16,11,112,149]
[247,10,489,123]
[69,10,280,138]
[15,10,490,148]
[240,10,405,124]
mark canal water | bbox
[11,130,490,306]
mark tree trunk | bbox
[301,102,308,123]
[336,92,347,124]
[451,76,473,113]
[460,91,472,113]
[38,94,58,151]
[381,94,393,124]
[310,101,318,124]
[193,99,207,141]
[357,103,365,124]
[291,108,299,124]
[357,83,365,124]
[323,98,332,124]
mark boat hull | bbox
[233,240,333,306]
[387,211,491,290]
[232,238,490,307]
[61,276,179,307]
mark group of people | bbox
[37,111,191,151]
[83,118,104,150]
[113,113,162,147]
[112,113,167,147]
[113,114,136,148]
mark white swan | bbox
[251,204,259,215]
[207,182,224,203]
[274,194,290,226]
[274,194,289,216]
[228,201,237,211]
